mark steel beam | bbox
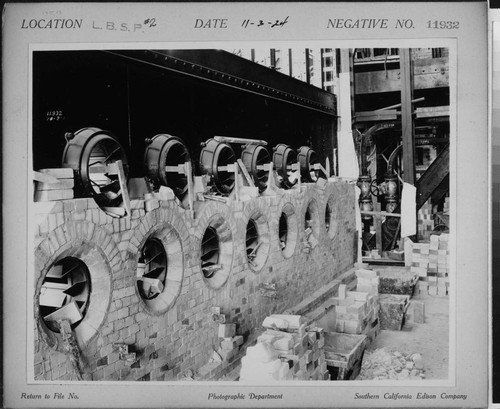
[416,144,450,209]
[105,49,336,116]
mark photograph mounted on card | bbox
[2,2,488,408]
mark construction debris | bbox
[240,314,329,381]
[358,348,425,380]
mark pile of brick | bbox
[410,234,449,296]
[303,227,318,254]
[428,233,449,295]
[239,314,329,381]
[34,168,74,202]
[417,202,434,242]
[333,283,380,345]
[214,323,244,363]
[357,348,425,380]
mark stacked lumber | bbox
[34,168,74,201]
[239,314,329,381]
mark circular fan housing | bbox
[199,138,236,195]
[297,146,319,183]
[39,257,91,333]
[200,226,220,279]
[137,237,168,300]
[144,134,191,199]
[241,144,270,192]
[62,127,129,207]
[273,144,297,189]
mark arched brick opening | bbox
[277,200,299,259]
[243,199,271,272]
[195,202,235,289]
[34,221,116,351]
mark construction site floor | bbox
[367,290,450,380]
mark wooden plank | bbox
[33,171,59,184]
[400,48,415,185]
[44,301,83,325]
[237,159,256,188]
[36,179,74,190]
[416,144,449,209]
[361,210,401,218]
[34,189,73,201]
[415,106,449,118]
[354,57,449,94]
[115,160,131,217]
[355,110,398,122]
[374,203,383,257]
[214,136,267,146]
[185,161,194,218]
[39,168,74,178]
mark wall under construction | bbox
[33,180,357,381]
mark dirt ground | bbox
[367,290,450,380]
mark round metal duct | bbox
[241,144,270,192]
[200,226,220,279]
[325,203,331,231]
[39,257,91,333]
[279,212,288,251]
[246,218,259,263]
[297,146,319,183]
[62,127,129,207]
[144,134,191,199]
[273,144,297,189]
[137,237,168,300]
[199,138,236,194]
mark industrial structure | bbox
[32,48,449,381]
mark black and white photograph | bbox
[3,2,488,408]
[30,46,451,383]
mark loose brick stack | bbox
[417,202,434,241]
[411,234,449,295]
[333,284,380,345]
[239,314,329,381]
[410,242,430,279]
[34,168,75,202]
[216,324,244,363]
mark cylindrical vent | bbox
[137,238,167,300]
[325,203,331,230]
[199,138,236,194]
[201,226,220,278]
[144,134,191,199]
[297,146,319,182]
[241,144,270,192]
[305,207,312,230]
[273,144,297,189]
[39,257,91,333]
[246,219,259,260]
[62,127,128,207]
[279,212,288,250]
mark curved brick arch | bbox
[276,193,299,259]
[125,204,190,315]
[34,220,119,352]
[194,201,236,289]
[242,197,271,272]
[324,193,339,240]
[299,188,321,256]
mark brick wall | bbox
[33,180,356,381]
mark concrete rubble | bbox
[357,347,425,380]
